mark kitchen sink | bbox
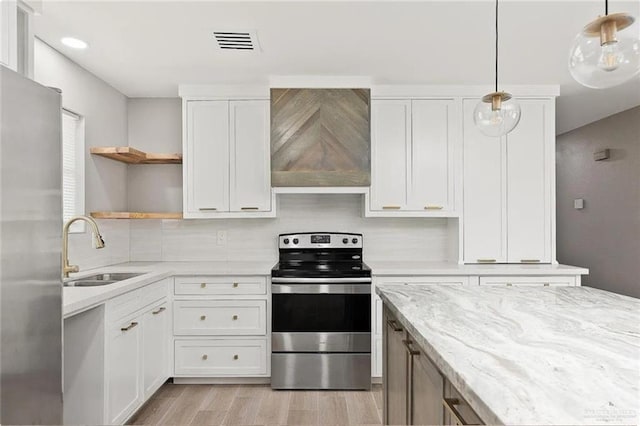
[64,272,144,287]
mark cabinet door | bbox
[409,99,454,211]
[0,0,17,70]
[107,317,142,425]
[410,343,444,425]
[370,100,410,211]
[384,310,408,425]
[185,100,229,215]
[142,303,169,400]
[230,100,271,212]
[463,99,506,263]
[506,100,551,263]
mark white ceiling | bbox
[34,1,640,134]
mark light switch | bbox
[574,199,584,210]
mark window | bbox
[62,109,85,232]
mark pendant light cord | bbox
[495,0,499,93]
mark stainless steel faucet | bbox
[62,216,105,278]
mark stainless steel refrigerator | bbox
[0,65,63,424]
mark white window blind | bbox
[62,109,85,232]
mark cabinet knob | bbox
[202,354,208,360]
[201,283,207,288]
[506,283,513,287]
[232,315,238,320]
[232,282,239,288]
[200,315,206,320]
[233,355,239,360]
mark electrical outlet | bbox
[217,230,227,245]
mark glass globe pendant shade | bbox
[473,92,522,137]
[569,13,640,89]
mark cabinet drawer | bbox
[173,300,267,336]
[376,276,469,286]
[174,276,267,295]
[479,276,576,287]
[174,339,267,376]
[142,279,169,307]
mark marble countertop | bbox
[368,261,589,276]
[63,261,274,318]
[376,284,640,425]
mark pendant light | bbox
[474,0,521,138]
[568,0,640,89]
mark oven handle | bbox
[272,283,371,294]
[271,277,372,284]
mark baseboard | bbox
[172,377,271,385]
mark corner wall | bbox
[556,106,640,298]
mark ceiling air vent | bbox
[213,31,260,51]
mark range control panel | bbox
[279,232,363,249]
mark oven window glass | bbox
[272,294,371,332]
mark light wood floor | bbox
[128,383,383,426]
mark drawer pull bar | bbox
[200,315,206,320]
[241,207,259,211]
[232,315,238,320]
[201,283,207,288]
[543,283,550,286]
[382,206,401,210]
[443,398,479,425]
[386,319,403,332]
[424,205,443,210]
[402,339,420,356]
[202,354,208,360]
[232,282,239,288]
[521,259,541,263]
[121,322,138,332]
[199,207,217,211]
[233,354,239,360]
[477,259,496,263]
[152,307,166,315]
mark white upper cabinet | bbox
[0,0,17,71]
[462,98,554,264]
[506,100,552,263]
[368,98,457,217]
[229,100,271,212]
[183,98,274,218]
[370,100,410,211]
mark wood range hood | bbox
[270,88,371,187]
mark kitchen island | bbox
[377,284,640,425]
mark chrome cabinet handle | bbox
[443,398,478,425]
[382,205,401,210]
[202,354,208,360]
[199,207,217,211]
[424,205,443,210]
[232,315,238,320]
[402,339,420,356]
[121,322,138,332]
[232,282,239,288]
[152,307,166,315]
[233,354,239,360]
[477,259,496,263]
[240,207,259,211]
[386,319,403,332]
[200,315,206,320]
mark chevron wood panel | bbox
[271,88,371,187]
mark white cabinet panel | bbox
[175,339,268,376]
[107,317,142,425]
[463,100,505,263]
[174,276,267,296]
[506,100,550,263]
[0,0,17,71]
[479,276,576,287]
[370,100,409,210]
[373,337,383,378]
[230,100,271,212]
[142,303,169,400]
[173,300,267,336]
[410,99,453,211]
[186,101,229,214]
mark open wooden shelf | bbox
[90,211,183,220]
[90,146,182,164]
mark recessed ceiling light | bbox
[61,37,88,49]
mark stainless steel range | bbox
[271,232,371,390]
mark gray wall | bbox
[556,106,640,298]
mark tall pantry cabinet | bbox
[463,98,554,264]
